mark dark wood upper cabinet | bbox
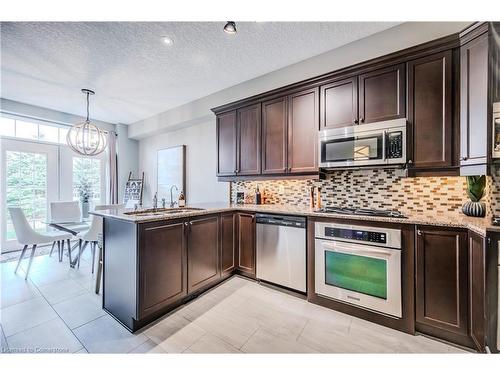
[415,226,471,347]
[216,111,237,176]
[288,88,319,173]
[237,104,261,175]
[408,51,453,169]
[469,232,486,352]
[358,64,406,124]
[236,212,256,278]
[220,212,236,276]
[320,77,358,129]
[187,215,220,294]
[460,32,489,169]
[262,97,287,174]
[138,221,187,319]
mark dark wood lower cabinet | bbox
[236,212,256,277]
[221,213,236,276]
[187,215,220,294]
[469,231,486,352]
[138,220,187,320]
[415,226,487,351]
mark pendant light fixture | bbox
[67,89,107,156]
[223,21,237,34]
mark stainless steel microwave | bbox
[318,119,407,169]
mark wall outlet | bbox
[278,185,285,194]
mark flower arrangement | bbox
[77,177,92,203]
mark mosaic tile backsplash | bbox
[231,168,499,216]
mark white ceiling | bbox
[1,22,399,124]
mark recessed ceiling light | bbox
[223,21,237,34]
[162,36,174,46]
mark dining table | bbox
[46,218,90,267]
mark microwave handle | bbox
[320,240,396,257]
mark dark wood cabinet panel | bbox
[236,212,256,277]
[220,213,236,276]
[216,111,237,176]
[288,88,319,173]
[138,221,187,319]
[460,33,489,167]
[408,51,453,169]
[469,232,486,352]
[262,97,287,174]
[358,64,405,124]
[320,77,357,129]
[187,215,220,293]
[415,226,470,346]
[237,104,261,175]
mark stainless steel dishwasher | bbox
[256,213,307,292]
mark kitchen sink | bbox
[124,207,206,216]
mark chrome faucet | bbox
[152,192,158,211]
[170,185,178,208]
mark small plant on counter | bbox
[462,175,486,217]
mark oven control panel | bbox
[324,227,386,244]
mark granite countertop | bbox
[91,202,497,236]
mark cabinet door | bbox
[221,213,236,276]
[138,221,187,318]
[415,227,470,346]
[358,64,406,124]
[187,215,220,293]
[460,33,489,167]
[216,111,237,176]
[320,77,358,129]
[288,88,319,173]
[262,97,287,174]
[237,104,261,175]
[236,212,256,277]
[408,51,453,169]
[469,232,486,352]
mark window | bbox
[0,117,15,136]
[0,114,70,145]
[5,151,49,241]
[72,157,103,209]
[15,120,38,140]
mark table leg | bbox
[95,245,103,294]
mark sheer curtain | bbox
[107,131,118,204]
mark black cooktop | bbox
[316,206,407,219]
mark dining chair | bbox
[48,201,82,258]
[76,204,124,272]
[8,207,73,280]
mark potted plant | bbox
[462,175,486,217]
[77,177,92,218]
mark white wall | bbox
[116,123,139,203]
[129,21,471,140]
[139,120,229,206]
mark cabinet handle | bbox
[417,229,422,236]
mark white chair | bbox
[48,201,83,258]
[76,204,124,272]
[8,207,73,280]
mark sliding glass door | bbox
[0,138,59,251]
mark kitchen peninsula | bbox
[94,202,498,352]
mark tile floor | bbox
[1,250,470,354]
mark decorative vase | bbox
[81,201,90,219]
[462,201,486,217]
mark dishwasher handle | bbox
[255,214,306,228]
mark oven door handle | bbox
[319,240,397,257]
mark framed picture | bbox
[157,145,186,204]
